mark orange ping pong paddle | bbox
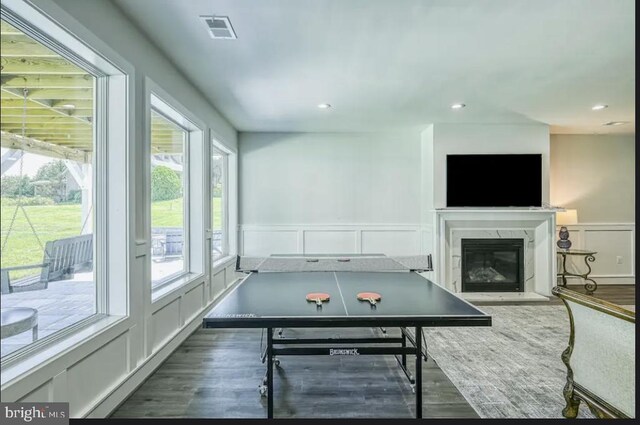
[306,292,330,306]
[357,291,382,306]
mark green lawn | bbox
[1,197,223,272]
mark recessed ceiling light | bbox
[451,103,466,110]
[592,104,608,110]
[317,103,331,109]
[602,121,628,126]
[60,103,76,109]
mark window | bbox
[150,108,189,288]
[211,144,228,261]
[0,18,100,358]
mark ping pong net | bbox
[236,254,432,273]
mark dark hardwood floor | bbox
[111,327,478,419]
[112,285,634,419]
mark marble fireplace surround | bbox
[433,209,557,297]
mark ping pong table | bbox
[203,254,491,418]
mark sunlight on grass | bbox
[1,197,224,270]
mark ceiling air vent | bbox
[200,16,237,39]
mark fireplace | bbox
[461,239,524,292]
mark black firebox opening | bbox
[461,238,524,292]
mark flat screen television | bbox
[446,154,542,207]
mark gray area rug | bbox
[423,305,596,418]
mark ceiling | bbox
[113,0,635,134]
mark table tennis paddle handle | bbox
[367,298,377,305]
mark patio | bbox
[1,256,190,358]
[1,272,95,357]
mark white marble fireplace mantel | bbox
[432,208,558,297]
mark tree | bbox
[212,162,223,197]
[0,175,34,198]
[151,165,182,201]
[33,160,68,202]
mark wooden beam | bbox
[1,34,58,57]
[1,98,91,109]
[6,128,93,135]
[1,75,93,89]
[1,86,92,124]
[1,108,85,117]
[0,57,87,74]
[22,88,94,100]
[0,21,21,35]
[0,122,93,131]
[1,131,89,162]
[0,116,91,125]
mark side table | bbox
[557,249,598,295]
[1,307,38,341]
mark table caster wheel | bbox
[274,358,280,367]
[411,385,416,394]
[258,385,267,397]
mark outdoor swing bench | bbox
[1,234,93,295]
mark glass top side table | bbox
[557,249,598,295]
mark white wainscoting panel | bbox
[584,229,634,277]
[151,300,180,352]
[225,265,236,287]
[242,230,298,256]
[182,284,205,324]
[211,269,226,299]
[240,225,428,257]
[558,223,635,284]
[304,230,357,254]
[18,381,51,402]
[361,230,420,256]
[66,332,129,417]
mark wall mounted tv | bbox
[446,154,542,207]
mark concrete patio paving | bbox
[1,258,186,358]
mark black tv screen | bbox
[446,154,542,207]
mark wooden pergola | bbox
[1,19,185,168]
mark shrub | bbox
[1,175,34,198]
[151,166,182,201]
[66,190,82,204]
[34,160,68,203]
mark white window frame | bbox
[149,105,191,286]
[147,89,206,298]
[0,2,130,367]
[211,139,230,260]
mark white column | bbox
[65,160,93,234]
[81,162,93,234]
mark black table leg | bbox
[401,328,407,368]
[561,253,568,286]
[415,326,422,419]
[267,327,274,418]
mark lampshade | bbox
[556,209,578,226]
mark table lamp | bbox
[556,209,578,249]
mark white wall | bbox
[424,123,551,209]
[239,132,427,256]
[550,134,635,284]
[1,0,240,417]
